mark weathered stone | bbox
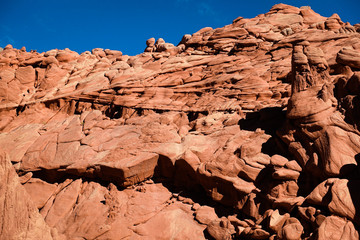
[269,209,290,233]
[271,154,289,167]
[278,217,303,240]
[316,216,359,240]
[307,178,360,224]
[195,205,218,225]
[1,4,360,239]
[206,217,235,240]
[0,151,54,240]
[272,168,300,180]
[24,178,58,209]
[337,48,360,69]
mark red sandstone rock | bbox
[23,178,58,209]
[316,216,359,240]
[269,209,290,233]
[206,217,235,240]
[133,204,206,239]
[195,205,218,225]
[0,151,58,239]
[1,4,360,240]
[337,47,360,68]
[306,178,360,224]
[278,217,303,240]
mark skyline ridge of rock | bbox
[1,3,360,239]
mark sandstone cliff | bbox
[1,4,360,240]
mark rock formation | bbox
[1,3,360,239]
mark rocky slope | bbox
[1,3,360,240]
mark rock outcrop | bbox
[1,4,360,240]
[0,151,59,240]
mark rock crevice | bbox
[1,4,360,240]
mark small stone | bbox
[251,228,271,239]
[146,38,156,47]
[315,214,326,227]
[145,179,154,184]
[177,195,185,201]
[192,203,200,211]
[156,38,165,45]
[279,218,303,240]
[195,206,218,225]
[182,197,194,205]
[236,226,246,236]
[206,218,234,240]
[285,160,302,172]
[271,154,289,167]
[228,215,249,227]
[19,172,33,184]
[4,44,13,50]
[272,168,300,180]
[269,210,289,233]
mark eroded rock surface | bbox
[0,151,58,240]
[1,3,360,240]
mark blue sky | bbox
[1,0,359,56]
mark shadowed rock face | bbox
[280,43,360,178]
[1,3,360,240]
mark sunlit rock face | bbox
[1,3,360,239]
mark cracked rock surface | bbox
[1,3,360,240]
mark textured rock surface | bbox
[1,4,360,239]
[0,151,58,240]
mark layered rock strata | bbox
[1,4,360,240]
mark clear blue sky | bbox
[1,0,359,56]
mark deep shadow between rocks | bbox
[254,165,275,191]
[341,155,360,228]
[340,154,360,179]
[154,156,242,222]
[347,179,360,227]
[29,168,69,184]
[296,171,323,197]
[28,168,124,189]
[203,228,216,240]
[239,106,290,157]
[153,154,176,180]
[238,107,286,135]
[261,136,290,157]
